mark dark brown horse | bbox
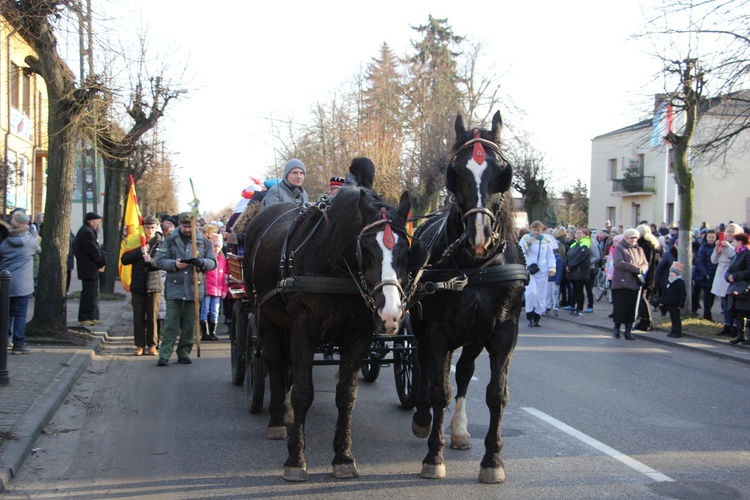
[410,111,528,483]
[244,188,422,481]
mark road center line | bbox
[521,407,674,483]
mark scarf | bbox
[283,179,303,201]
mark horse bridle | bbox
[349,207,412,312]
[442,130,508,258]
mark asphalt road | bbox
[3,315,749,499]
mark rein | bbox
[256,203,412,313]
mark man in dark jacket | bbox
[74,212,107,325]
[120,216,164,355]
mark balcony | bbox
[612,176,656,195]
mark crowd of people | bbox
[519,219,750,345]
[129,156,375,366]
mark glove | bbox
[191,257,205,269]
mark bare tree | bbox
[1,0,100,335]
[94,76,182,293]
[507,136,551,224]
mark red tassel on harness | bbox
[472,128,485,164]
[381,207,395,250]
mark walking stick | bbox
[189,179,201,358]
[191,214,200,357]
[633,285,643,326]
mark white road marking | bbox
[522,407,674,483]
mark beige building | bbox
[0,16,49,218]
[590,94,750,231]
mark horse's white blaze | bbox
[451,396,469,437]
[376,229,402,332]
[467,158,488,248]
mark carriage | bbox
[225,112,526,484]
[227,251,421,413]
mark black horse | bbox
[244,188,420,481]
[410,111,528,483]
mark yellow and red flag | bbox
[118,175,145,292]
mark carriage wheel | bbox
[245,316,266,414]
[230,302,247,386]
[393,319,420,409]
[360,353,381,382]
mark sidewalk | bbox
[547,296,750,366]
[0,278,131,492]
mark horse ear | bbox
[490,111,503,141]
[455,113,466,138]
[396,191,411,221]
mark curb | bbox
[0,317,120,492]
[550,313,750,366]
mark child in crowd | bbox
[547,248,564,316]
[200,232,228,341]
[659,262,687,338]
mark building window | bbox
[10,63,20,109]
[606,206,616,226]
[632,204,641,226]
[637,154,645,174]
[22,72,32,116]
[607,159,617,180]
[666,203,674,225]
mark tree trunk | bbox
[101,159,126,293]
[27,96,78,335]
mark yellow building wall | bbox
[0,15,49,217]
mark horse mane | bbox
[315,189,382,268]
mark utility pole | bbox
[77,0,98,218]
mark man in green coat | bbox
[155,212,216,366]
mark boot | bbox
[717,324,734,337]
[527,312,534,328]
[208,320,219,341]
[200,320,209,341]
[729,326,746,345]
[612,324,620,339]
[533,312,541,327]
[623,324,636,341]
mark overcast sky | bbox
[100,0,664,213]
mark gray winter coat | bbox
[0,228,41,297]
[261,180,309,210]
[156,230,217,301]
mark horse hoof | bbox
[478,466,506,484]
[450,433,472,450]
[267,426,287,440]
[412,420,430,439]
[283,467,309,482]
[420,463,446,479]
[332,462,359,479]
